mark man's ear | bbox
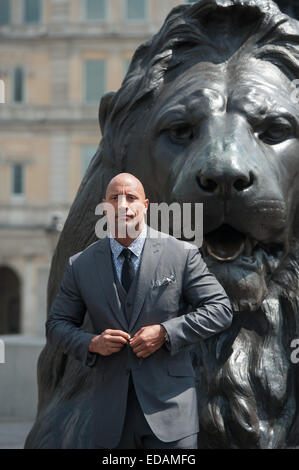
[98,92,116,135]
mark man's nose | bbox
[196,137,256,199]
[118,196,128,210]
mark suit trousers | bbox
[114,373,198,449]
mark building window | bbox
[81,145,98,177]
[84,60,106,103]
[13,67,25,103]
[24,0,41,24]
[125,0,147,22]
[11,163,25,196]
[85,0,107,21]
[0,267,21,335]
[0,0,10,25]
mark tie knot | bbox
[122,248,132,260]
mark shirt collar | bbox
[109,224,148,259]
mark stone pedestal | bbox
[0,335,45,420]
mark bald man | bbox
[46,173,233,449]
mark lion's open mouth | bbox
[201,224,284,264]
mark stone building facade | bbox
[0,0,190,340]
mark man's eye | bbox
[168,124,194,143]
[258,121,293,144]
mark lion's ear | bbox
[98,91,116,135]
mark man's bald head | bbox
[102,173,149,245]
[105,173,146,200]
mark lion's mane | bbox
[25,0,299,449]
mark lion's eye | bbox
[259,120,293,145]
[168,124,194,143]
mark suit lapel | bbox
[94,237,129,331]
[128,226,163,331]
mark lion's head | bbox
[99,0,299,314]
[25,0,299,449]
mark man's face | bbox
[103,178,149,238]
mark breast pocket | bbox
[152,273,176,288]
[151,273,180,307]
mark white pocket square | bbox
[152,274,176,288]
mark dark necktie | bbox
[121,248,135,293]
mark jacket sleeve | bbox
[161,247,233,356]
[45,258,98,368]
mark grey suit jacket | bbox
[46,225,233,448]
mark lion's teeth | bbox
[206,241,245,261]
[203,231,259,262]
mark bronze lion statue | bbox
[25,0,299,449]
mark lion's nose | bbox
[197,169,255,198]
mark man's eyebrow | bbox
[108,192,138,197]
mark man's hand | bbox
[88,329,130,356]
[129,325,166,358]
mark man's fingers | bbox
[106,335,128,344]
[106,343,124,351]
[135,349,151,358]
[109,343,126,349]
[133,346,145,355]
[105,329,130,339]
[131,342,147,352]
[129,337,143,347]
[139,352,151,358]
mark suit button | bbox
[125,368,130,375]
[126,301,131,307]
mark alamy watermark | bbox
[0,340,5,363]
[95,201,203,248]
[290,339,299,364]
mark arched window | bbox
[0,266,21,334]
